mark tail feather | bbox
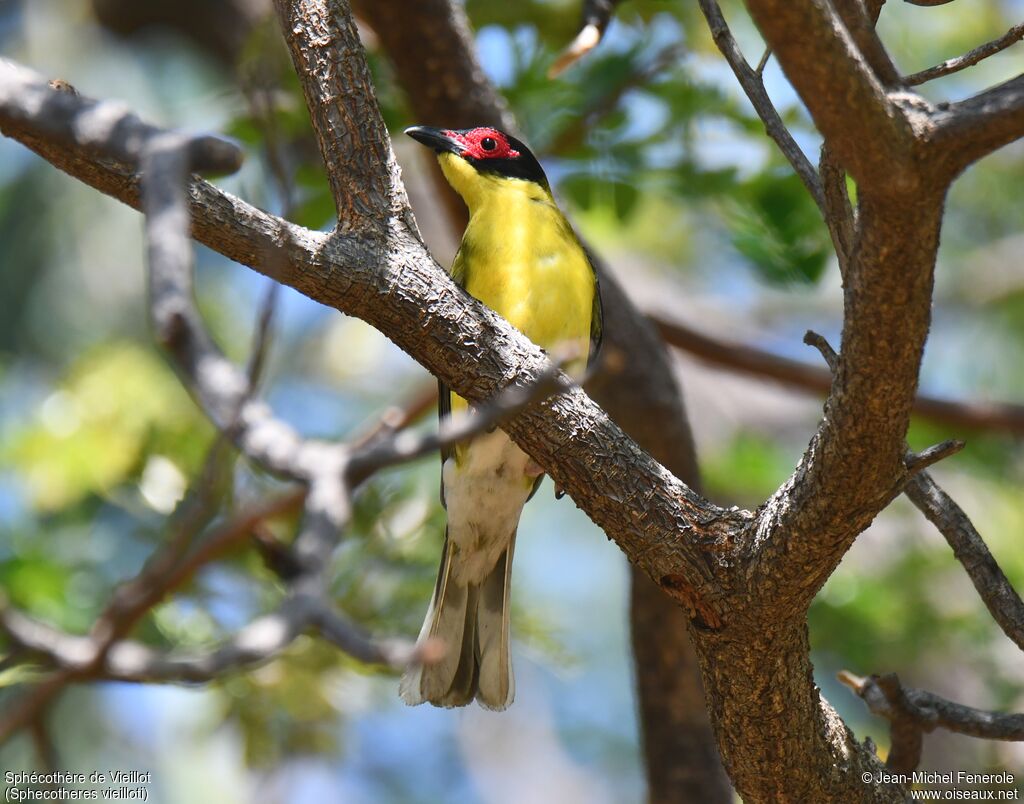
[475,536,515,710]
[400,532,516,710]
[438,584,479,707]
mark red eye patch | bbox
[444,127,520,160]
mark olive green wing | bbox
[582,244,603,367]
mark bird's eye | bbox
[481,137,497,152]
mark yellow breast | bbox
[440,155,595,422]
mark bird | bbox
[399,125,602,710]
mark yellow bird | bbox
[400,125,602,710]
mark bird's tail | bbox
[400,531,515,710]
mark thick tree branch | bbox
[751,190,943,611]
[831,0,902,86]
[0,58,740,626]
[351,0,515,231]
[0,60,240,173]
[273,0,411,230]
[354,2,732,798]
[930,75,1024,172]
[740,0,916,190]
[804,329,1024,653]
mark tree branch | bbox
[740,0,917,190]
[0,59,241,173]
[802,331,1024,654]
[354,3,735,797]
[1,594,420,687]
[831,0,902,86]
[272,0,408,229]
[747,189,943,616]
[655,314,1024,437]
[839,671,1024,774]
[903,439,963,475]
[905,22,1024,86]
[347,363,569,478]
[930,74,1024,171]
[696,0,825,210]
[818,143,857,276]
[0,56,739,636]
[904,472,1024,652]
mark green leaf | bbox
[725,170,832,285]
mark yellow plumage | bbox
[439,151,595,419]
[400,125,600,711]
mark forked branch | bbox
[839,671,1024,773]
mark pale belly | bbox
[442,427,534,584]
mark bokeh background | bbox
[1,0,1023,801]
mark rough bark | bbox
[352,1,730,798]
[5,0,1023,795]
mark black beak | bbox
[405,126,463,155]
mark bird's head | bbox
[405,125,549,208]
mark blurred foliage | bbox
[1,0,1023,795]
[2,342,213,511]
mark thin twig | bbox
[88,438,234,651]
[239,73,290,389]
[904,472,1024,652]
[348,364,569,478]
[802,329,839,372]
[755,48,771,77]
[904,439,964,475]
[29,716,58,772]
[348,382,438,450]
[905,23,1024,86]
[246,282,280,388]
[546,43,685,156]
[1,597,421,686]
[695,0,825,210]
